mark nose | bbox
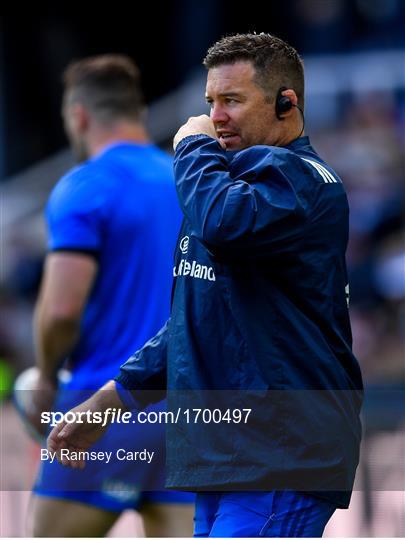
[210,103,229,124]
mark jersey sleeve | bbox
[46,165,111,254]
[174,135,309,254]
[114,320,169,408]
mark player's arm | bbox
[47,379,125,469]
[48,320,169,469]
[34,252,97,381]
[173,116,305,251]
[114,320,169,408]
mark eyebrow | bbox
[205,91,243,100]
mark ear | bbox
[69,103,90,133]
[281,88,298,108]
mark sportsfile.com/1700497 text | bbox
[41,407,252,428]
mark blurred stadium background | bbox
[0,3,404,537]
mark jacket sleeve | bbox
[114,320,168,408]
[174,135,308,253]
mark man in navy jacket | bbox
[48,34,363,537]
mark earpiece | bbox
[275,86,306,138]
[275,86,293,120]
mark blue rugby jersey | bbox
[46,142,182,389]
[116,135,363,508]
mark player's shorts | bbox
[194,490,335,537]
[33,389,194,512]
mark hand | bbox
[47,394,109,469]
[173,115,226,151]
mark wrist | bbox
[174,133,213,152]
[93,381,127,412]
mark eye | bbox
[205,98,213,108]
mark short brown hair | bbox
[63,54,144,123]
[203,33,304,108]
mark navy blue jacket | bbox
[116,135,363,508]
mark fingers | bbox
[173,115,218,151]
[47,421,66,452]
[47,421,86,469]
[57,421,75,439]
[60,443,86,469]
[57,440,86,469]
[218,138,227,150]
[51,438,86,469]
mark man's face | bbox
[62,92,89,163]
[205,61,277,151]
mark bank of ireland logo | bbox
[179,236,189,254]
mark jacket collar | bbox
[284,136,311,152]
